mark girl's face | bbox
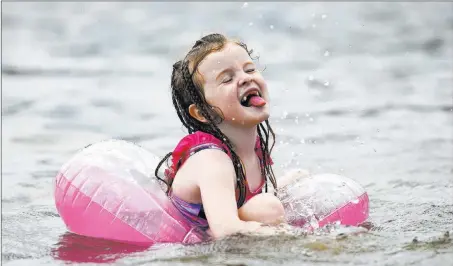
[196,42,270,128]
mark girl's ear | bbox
[188,104,208,123]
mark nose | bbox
[238,72,253,87]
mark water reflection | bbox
[51,232,149,264]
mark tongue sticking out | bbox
[248,95,266,107]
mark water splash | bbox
[281,111,288,119]
[350,198,360,204]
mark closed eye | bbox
[222,76,233,83]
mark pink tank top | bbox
[165,131,273,229]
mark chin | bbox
[244,111,271,127]
[258,111,270,122]
[255,105,270,120]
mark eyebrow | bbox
[215,61,254,81]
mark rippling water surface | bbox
[2,2,452,266]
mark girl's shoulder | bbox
[165,131,231,180]
[173,131,231,158]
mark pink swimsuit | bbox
[164,131,273,230]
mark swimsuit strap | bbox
[164,131,231,180]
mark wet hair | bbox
[154,33,277,208]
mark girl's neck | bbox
[218,124,258,159]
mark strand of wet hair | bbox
[154,62,195,192]
[256,125,268,193]
[257,122,277,194]
[258,121,277,194]
[171,61,196,132]
[154,151,172,193]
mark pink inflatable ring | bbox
[54,140,369,246]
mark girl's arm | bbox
[265,168,311,195]
[180,148,274,239]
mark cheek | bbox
[204,87,234,111]
[253,72,266,87]
[256,77,268,94]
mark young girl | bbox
[155,33,290,239]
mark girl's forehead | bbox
[199,44,251,73]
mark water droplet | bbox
[270,25,274,30]
[282,111,288,119]
[242,2,248,8]
[249,22,254,26]
[340,168,344,172]
[308,75,314,81]
[321,14,327,19]
[324,81,330,87]
[309,117,314,122]
[305,113,310,117]
[300,139,305,144]
[324,50,330,57]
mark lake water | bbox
[2,2,452,265]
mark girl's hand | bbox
[278,168,310,189]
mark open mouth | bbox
[240,90,266,107]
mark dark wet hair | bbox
[154,33,277,208]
